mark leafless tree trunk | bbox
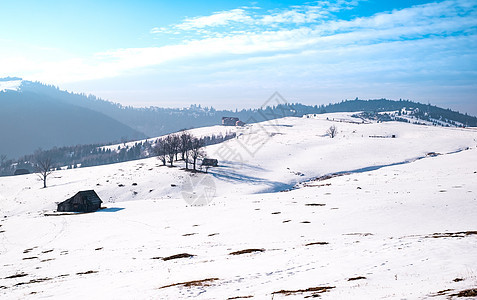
[153,138,167,166]
[189,137,205,171]
[327,125,338,138]
[171,134,181,161]
[35,155,53,188]
[179,131,192,169]
[164,134,176,167]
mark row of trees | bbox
[0,130,237,187]
[154,131,205,171]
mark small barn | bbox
[14,169,30,175]
[57,190,103,213]
[202,158,218,167]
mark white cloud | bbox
[12,0,477,87]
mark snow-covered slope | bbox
[0,78,22,92]
[0,115,476,299]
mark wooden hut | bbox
[202,158,218,167]
[57,190,102,213]
[14,169,30,175]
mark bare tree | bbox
[153,138,167,166]
[189,137,205,171]
[179,131,192,169]
[171,134,181,161]
[165,135,174,166]
[35,155,53,188]
[326,125,338,138]
[0,154,6,166]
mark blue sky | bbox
[1,0,476,115]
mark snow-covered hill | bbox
[0,114,476,299]
[0,77,24,92]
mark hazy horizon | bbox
[1,0,476,115]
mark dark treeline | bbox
[0,131,236,177]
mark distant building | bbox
[13,169,30,175]
[57,190,103,213]
[222,117,239,126]
[235,120,245,127]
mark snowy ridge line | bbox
[0,79,22,92]
[290,147,472,191]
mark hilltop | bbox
[0,114,476,298]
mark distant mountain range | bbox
[1,77,476,159]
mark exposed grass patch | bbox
[427,231,477,238]
[271,212,281,215]
[283,220,291,223]
[76,270,98,275]
[4,273,28,279]
[22,256,38,260]
[303,183,331,188]
[162,253,195,261]
[227,296,253,299]
[41,249,53,254]
[182,233,197,236]
[348,276,366,281]
[305,203,326,206]
[229,249,265,255]
[159,277,219,289]
[343,233,374,236]
[272,286,335,296]
[453,288,477,297]
[23,247,36,254]
[305,242,328,246]
[15,277,52,286]
[435,289,454,296]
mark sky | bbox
[1,0,476,115]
